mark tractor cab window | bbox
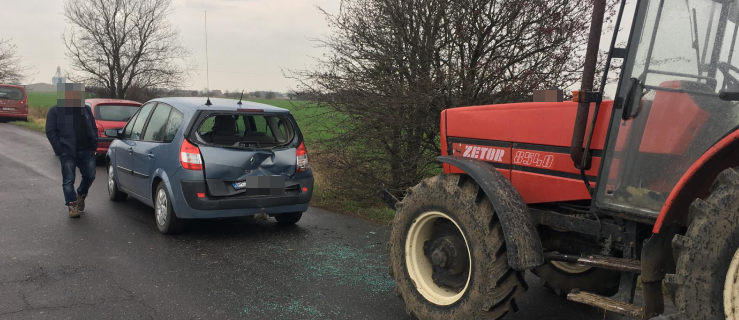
[597,0,739,215]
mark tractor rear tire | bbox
[532,262,621,296]
[388,174,526,320]
[666,167,739,319]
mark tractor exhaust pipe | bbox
[570,0,607,167]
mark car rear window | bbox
[0,87,24,101]
[96,104,140,121]
[195,113,296,149]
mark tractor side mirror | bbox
[622,78,645,120]
[104,129,122,139]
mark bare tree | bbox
[0,39,30,84]
[291,0,603,198]
[63,0,195,99]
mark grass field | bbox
[27,92,60,109]
[12,92,393,223]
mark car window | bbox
[195,113,295,149]
[277,118,289,142]
[122,110,140,139]
[96,104,140,121]
[130,102,155,140]
[0,87,24,101]
[253,116,267,132]
[142,104,172,142]
[164,109,184,143]
[198,117,215,134]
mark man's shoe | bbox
[77,194,87,212]
[68,202,80,218]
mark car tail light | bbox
[180,139,203,170]
[296,141,310,172]
[97,123,105,137]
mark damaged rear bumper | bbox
[174,176,314,219]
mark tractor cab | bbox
[596,0,739,218]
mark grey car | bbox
[104,97,314,234]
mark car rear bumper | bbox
[0,112,27,119]
[175,176,314,218]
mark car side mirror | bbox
[104,129,121,139]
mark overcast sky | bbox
[1,0,340,92]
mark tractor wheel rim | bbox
[108,166,115,194]
[405,211,471,306]
[724,246,739,319]
[550,260,592,274]
[156,189,167,227]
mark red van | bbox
[0,84,29,121]
[86,99,142,156]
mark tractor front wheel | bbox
[666,167,739,319]
[388,174,526,320]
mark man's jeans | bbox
[59,150,96,205]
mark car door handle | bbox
[147,153,155,159]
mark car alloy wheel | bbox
[156,188,168,227]
[108,165,115,195]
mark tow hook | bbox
[254,209,269,221]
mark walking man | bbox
[45,83,98,218]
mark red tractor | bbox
[385,0,739,318]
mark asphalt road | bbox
[0,122,629,319]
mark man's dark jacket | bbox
[45,105,98,156]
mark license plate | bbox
[232,176,285,196]
[1,107,14,111]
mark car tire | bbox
[154,182,185,234]
[275,212,303,225]
[108,164,128,201]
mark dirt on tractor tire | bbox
[387,174,526,320]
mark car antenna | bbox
[237,90,244,105]
[204,11,212,106]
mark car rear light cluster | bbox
[296,141,310,173]
[180,139,203,170]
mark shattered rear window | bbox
[195,113,295,149]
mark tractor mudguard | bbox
[438,155,544,270]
